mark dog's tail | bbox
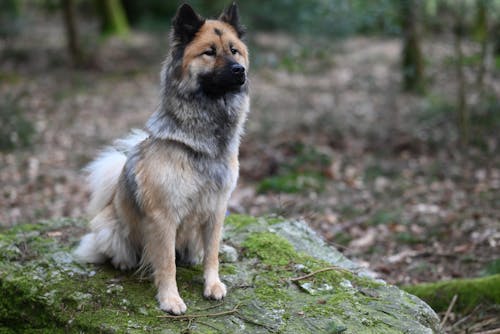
[86,129,148,216]
[74,129,148,268]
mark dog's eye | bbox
[203,49,216,57]
[230,47,239,55]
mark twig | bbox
[182,318,194,332]
[475,329,500,334]
[194,301,225,312]
[158,303,240,320]
[440,294,457,327]
[450,304,481,330]
[470,316,498,332]
[290,266,348,282]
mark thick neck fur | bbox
[146,53,249,159]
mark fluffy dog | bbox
[75,3,249,315]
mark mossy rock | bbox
[0,215,441,333]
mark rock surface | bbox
[0,215,442,333]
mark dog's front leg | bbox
[202,206,227,300]
[145,212,187,314]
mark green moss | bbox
[0,274,49,329]
[254,280,291,306]
[301,283,382,319]
[241,230,384,323]
[403,274,500,312]
[242,232,296,266]
[225,214,259,229]
[326,321,348,334]
[3,223,43,234]
[225,214,284,230]
[301,291,406,334]
[264,215,286,225]
[303,293,350,317]
[220,264,237,275]
[0,219,173,332]
[242,231,380,293]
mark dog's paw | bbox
[204,280,227,300]
[158,295,187,315]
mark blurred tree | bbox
[121,0,177,26]
[197,0,228,16]
[95,0,129,37]
[474,0,489,93]
[121,0,233,29]
[0,93,34,151]
[453,0,469,146]
[494,21,500,56]
[0,0,21,37]
[401,0,425,93]
[61,0,85,67]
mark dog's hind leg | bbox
[75,205,138,270]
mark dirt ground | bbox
[1,14,499,333]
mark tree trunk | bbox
[95,0,129,37]
[61,0,85,68]
[401,0,425,93]
[475,0,489,95]
[494,22,500,56]
[0,0,21,39]
[453,0,469,147]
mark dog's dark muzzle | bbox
[231,63,246,85]
[199,62,247,97]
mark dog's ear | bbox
[219,2,245,38]
[172,4,205,44]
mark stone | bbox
[219,244,239,263]
[0,215,442,333]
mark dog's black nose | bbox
[231,64,245,75]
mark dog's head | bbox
[169,3,249,98]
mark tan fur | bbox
[182,20,249,75]
[120,139,235,313]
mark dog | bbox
[74,3,249,315]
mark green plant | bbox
[0,93,35,151]
[258,171,326,194]
[368,209,401,226]
[482,259,500,276]
[257,143,331,194]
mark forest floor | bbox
[1,14,499,333]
